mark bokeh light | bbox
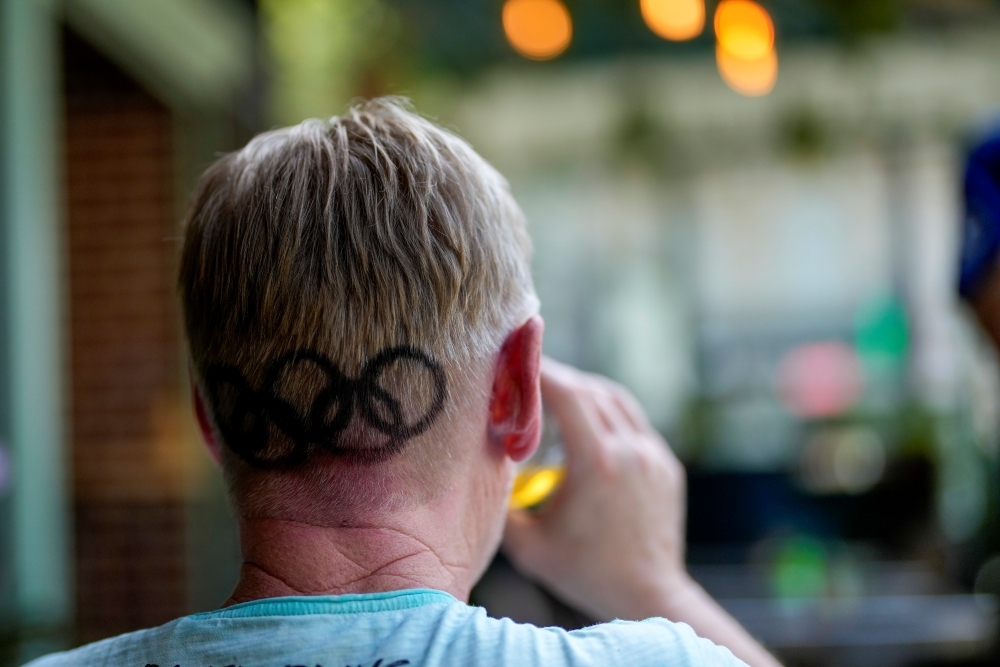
[854,294,909,365]
[772,536,828,599]
[715,0,774,59]
[641,0,705,42]
[713,0,778,96]
[799,427,886,495]
[775,341,863,419]
[503,0,573,61]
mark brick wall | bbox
[63,30,198,642]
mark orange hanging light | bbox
[713,0,777,96]
[502,0,573,61]
[641,0,706,42]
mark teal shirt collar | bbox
[189,589,458,619]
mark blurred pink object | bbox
[775,341,863,418]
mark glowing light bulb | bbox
[502,0,573,61]
[713,0,778,96]
[641,0,705,42]
[715,0,774,59]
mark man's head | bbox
[179,99,542,538]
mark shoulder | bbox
[441,607,748,667]
[20,620,181,667]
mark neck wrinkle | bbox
[223,515,470,607]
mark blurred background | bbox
[3,0,1000,665]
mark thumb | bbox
[502,509,547,572]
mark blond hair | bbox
[178,98,536,512]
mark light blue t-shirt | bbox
[25,589,748,667]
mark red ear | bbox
[489,316,544,462]
[192,383,223,467]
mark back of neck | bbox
[224,509,470,607]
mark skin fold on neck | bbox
[227,520,466,605]
[224,456,514,607]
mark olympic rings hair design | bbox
[203,346,447,468]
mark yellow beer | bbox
[509,465,565,510]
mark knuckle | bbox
[606,379,633,400]
[637,439,681,476]
[664,454,686,485]
[566,372,591,393]
[605,380,636,407]
[592,443,621,478]
[581,376,606,396]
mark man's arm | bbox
[503,358,782,667]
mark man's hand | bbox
[503,357,782,667]
[503,357,689,621]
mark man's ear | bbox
[489,316,544,462]
[192,383,223,468]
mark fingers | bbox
[587,382,634,436]
[542,357,649,436]
[540,358,605,455]
[605,382,652,433]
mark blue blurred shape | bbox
[959,128,1000,298]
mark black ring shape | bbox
[203,346,447,468]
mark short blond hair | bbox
[179,99,536,507]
